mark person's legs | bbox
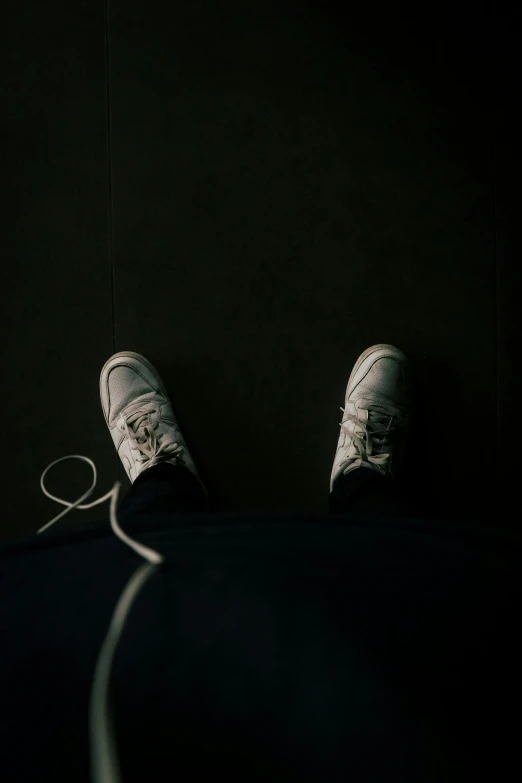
[116,461,211,517]
[328,465,417,517]
[116,459,415,519]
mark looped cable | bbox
[38,454,164,782]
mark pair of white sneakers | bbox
[99,343,411,497]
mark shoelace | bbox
[124,404,185,469]
[37,450,165,783]
[338,404,397,476]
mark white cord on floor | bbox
[38,454,165,783]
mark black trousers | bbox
[116,461,418,518]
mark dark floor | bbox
[2,1,520,543]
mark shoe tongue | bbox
[357,402,395,444]
[368,414,389,433]
[124,395,158,418]
[358,396,397,419]
[368,404,393,417]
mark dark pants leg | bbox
[117,462,211,517]
[328,465,418,517]
[117,462,415,520]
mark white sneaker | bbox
[330,343,412,493]
[99,350,207,494]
